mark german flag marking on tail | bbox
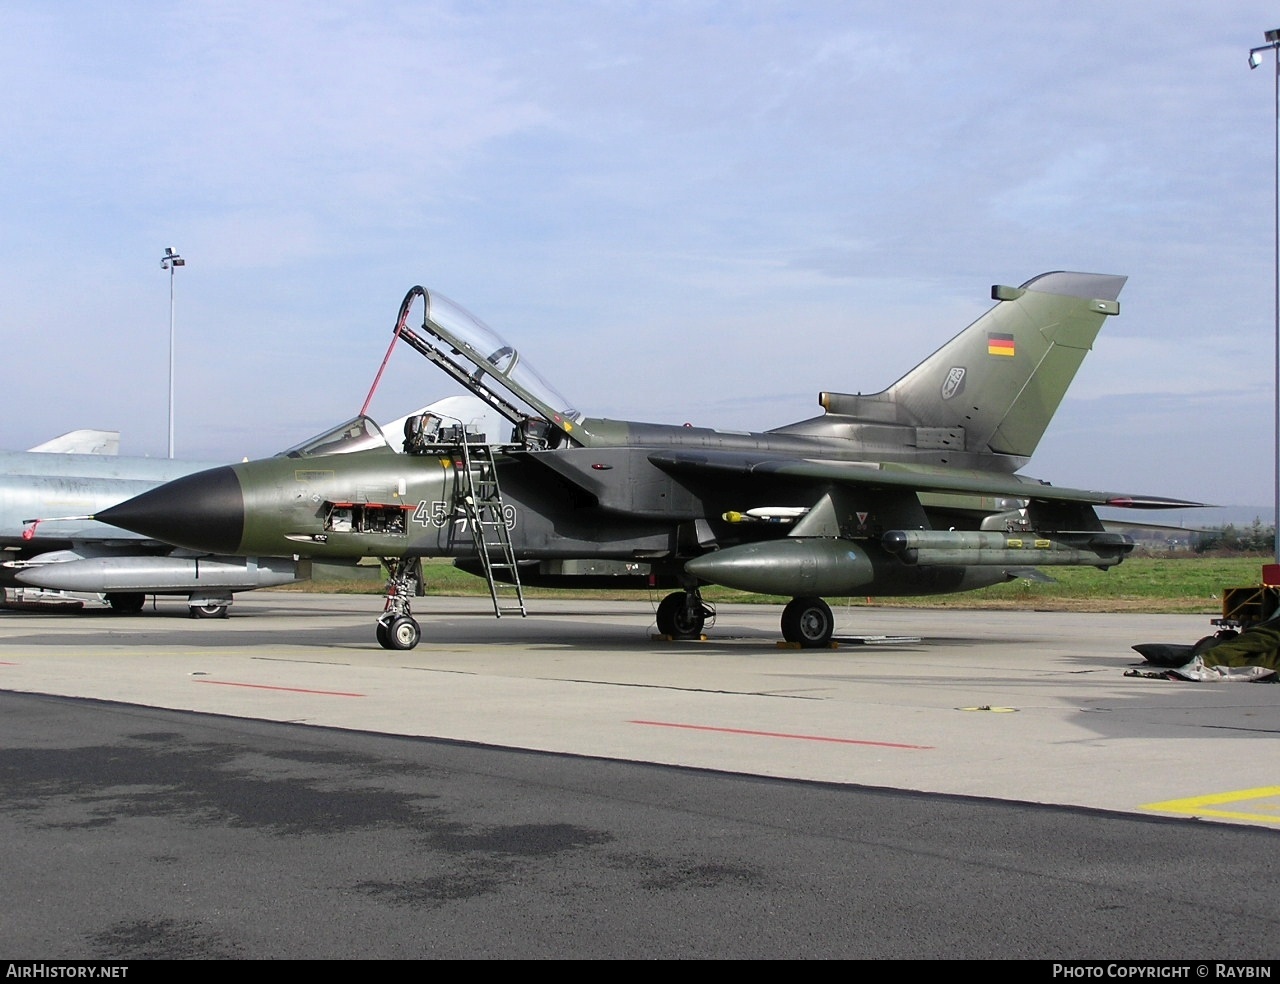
[987,332,1015,357]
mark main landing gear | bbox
[655,591,834,644]
[656,591,835,647]
[780,596,835,648]
[655,589,715,639]
[377,558,422,650]
[371,566,836,650]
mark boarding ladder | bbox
[454,437,527,618]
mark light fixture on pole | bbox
[1249,30,1280,566]
[160,247,185,459]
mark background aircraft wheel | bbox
[385,615,421,650]
[190,603,228,619]
[376,619,392,649]
[105,592,146,614]
[781,597,834,648]
[655,592,705,638]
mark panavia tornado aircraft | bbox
[97,271,1201,649]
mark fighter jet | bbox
[97,271,1202,648]
[0,435,306,615]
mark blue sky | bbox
[2,1,1278,514]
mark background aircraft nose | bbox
[97,466,245,553]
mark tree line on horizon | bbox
[1188,520,1276,555]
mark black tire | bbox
[190,603,228,619]
[376,619,392,650]
[386,615,421,651]
[106,592,146,615]
[781,597,834,648]
[656,592,706,638]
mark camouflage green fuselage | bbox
[226,419,1024,597]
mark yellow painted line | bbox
[1140,786,1280,824]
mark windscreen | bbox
[281,415,390,458]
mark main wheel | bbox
[190,603,228,619]
[656,592,706,638]
[384,615,421,651]
[781,596,834,648]
[106,592,146,614]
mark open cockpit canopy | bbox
[294,287,590,461]
[367,287,586,452]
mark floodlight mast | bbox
[160,247,185,459]
[1249,31,1280,565]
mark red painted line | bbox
[630,720,932,750]
[0,662,18,666]
[194,679,365,698]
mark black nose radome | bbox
[98,465,245,554]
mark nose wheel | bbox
[377,557,422,650]
[377,613,421,650]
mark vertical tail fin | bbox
[817,271,1125,462]
[26,429,121,455]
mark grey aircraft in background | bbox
[0,431,304,616]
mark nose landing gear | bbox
[377,558,422,650]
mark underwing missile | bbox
[881,529,1133,568]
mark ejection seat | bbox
[403,413,443,454]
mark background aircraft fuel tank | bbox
[13,555,304,593]
[683,538,875,596]
[880,529,1133,567]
